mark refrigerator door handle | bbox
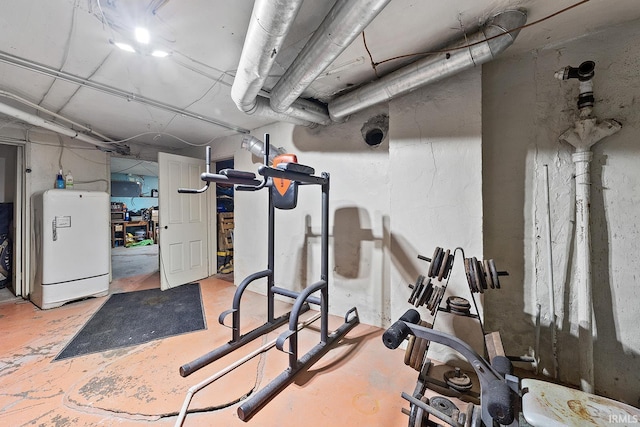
[52,219,57,241]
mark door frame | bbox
[0,139,28,297]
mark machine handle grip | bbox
[382,309,421,349]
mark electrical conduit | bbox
[0,101,116,150]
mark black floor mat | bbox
[55,283,205,361]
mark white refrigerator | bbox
[31,189,110,309]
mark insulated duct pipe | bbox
[230,0,303,111]
[230,0,330,126]
[328,9,527,121]
[269,0,392,114]
[556,61,622,394]
[0,101,120,151]
[241,134,285,165]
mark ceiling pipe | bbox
[0,89,114,143]
[556,61,622,394]
[247,96,328,126]
[231,0,304,113]
[328,9,527,121]
[0,101,125,152]
[268,0,391,114]
[230,0,330,126]
[233,6,525,127]
[0,50,249,134]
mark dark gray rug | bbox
[55,283,205,360]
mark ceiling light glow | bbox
[114,42,136,53]
[135,27,150,44]
[151,50,170,58]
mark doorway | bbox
[215,158,234,277]
[0,143,19,302]
[109,158,160,280]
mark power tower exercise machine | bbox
[176,134,359,422]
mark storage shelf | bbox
[111,220,150,248]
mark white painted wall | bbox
[483,19,640,405]
[389,68,485,364]
[233,105,391,327]
[28,132,110,194]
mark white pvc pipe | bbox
[0,101,114,149]
[174,312,321,427]
[559,107,621,395]
[573,150,594,393]
[543,165,559,379]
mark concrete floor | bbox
[0,286,16,303]
[111,244,159,280]
[0,272,427,426]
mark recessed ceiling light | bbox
[114,42,136,53]
[151,50,170,58]
[135,27,150,44]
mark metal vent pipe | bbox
[328,9,527,121]
[229,0,332,125]
[268,0,392,114]
[0,101,118,151]
[233,4,525,127]
[230,0,303,112]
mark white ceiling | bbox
[110,156,158,176]
[0,0,638,156]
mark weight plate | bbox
[404,334,416,366]
[408,275,423,303]
[415,279,431,307]
[409,336,423,370]
[413,405,425,427]
[429,396,459,417]
[428,247,440,277]
[410,279,424,305]
[410,396,430,427]
[448,296,471,313]
[489,259,500,289]
[426,285,438,311]
[443,253,454,280]
[471,257,484,294]
[433,247,444,279]
[484,259,494,289]
[416,278,432,307]
[464,258,476,293]
[476,259,488,290]
[437,249,451,281]
[412,337,429,371]
[430,287,445,316]
[443,369,474,392]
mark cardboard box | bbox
[217,212,234,250]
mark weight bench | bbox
[383,309,640,426]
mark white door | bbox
[158,152,209,290]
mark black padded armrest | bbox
[276,163,315,175]
[220,169,257,180]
